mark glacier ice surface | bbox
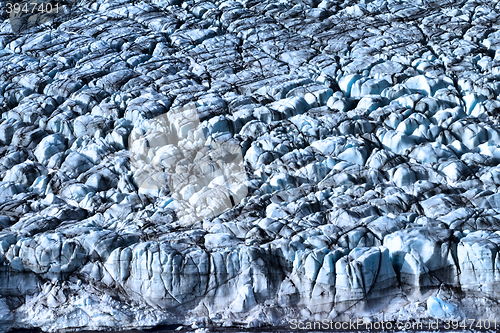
[2,0,500,331]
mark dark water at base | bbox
[7,325,500,333]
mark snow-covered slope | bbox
[1,0,500,331]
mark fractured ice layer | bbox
[2,0,500,331]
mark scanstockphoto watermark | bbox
[128,103,248,226]
[290,318,500,331]
[289,318,425,331]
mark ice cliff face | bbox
[2,0,500,331]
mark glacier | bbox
[1,0,500,331]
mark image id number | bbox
[6,2,59,14]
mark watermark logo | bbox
[128,103,248,226]
[6,0,76,33]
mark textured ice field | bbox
[1,0,500,331]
